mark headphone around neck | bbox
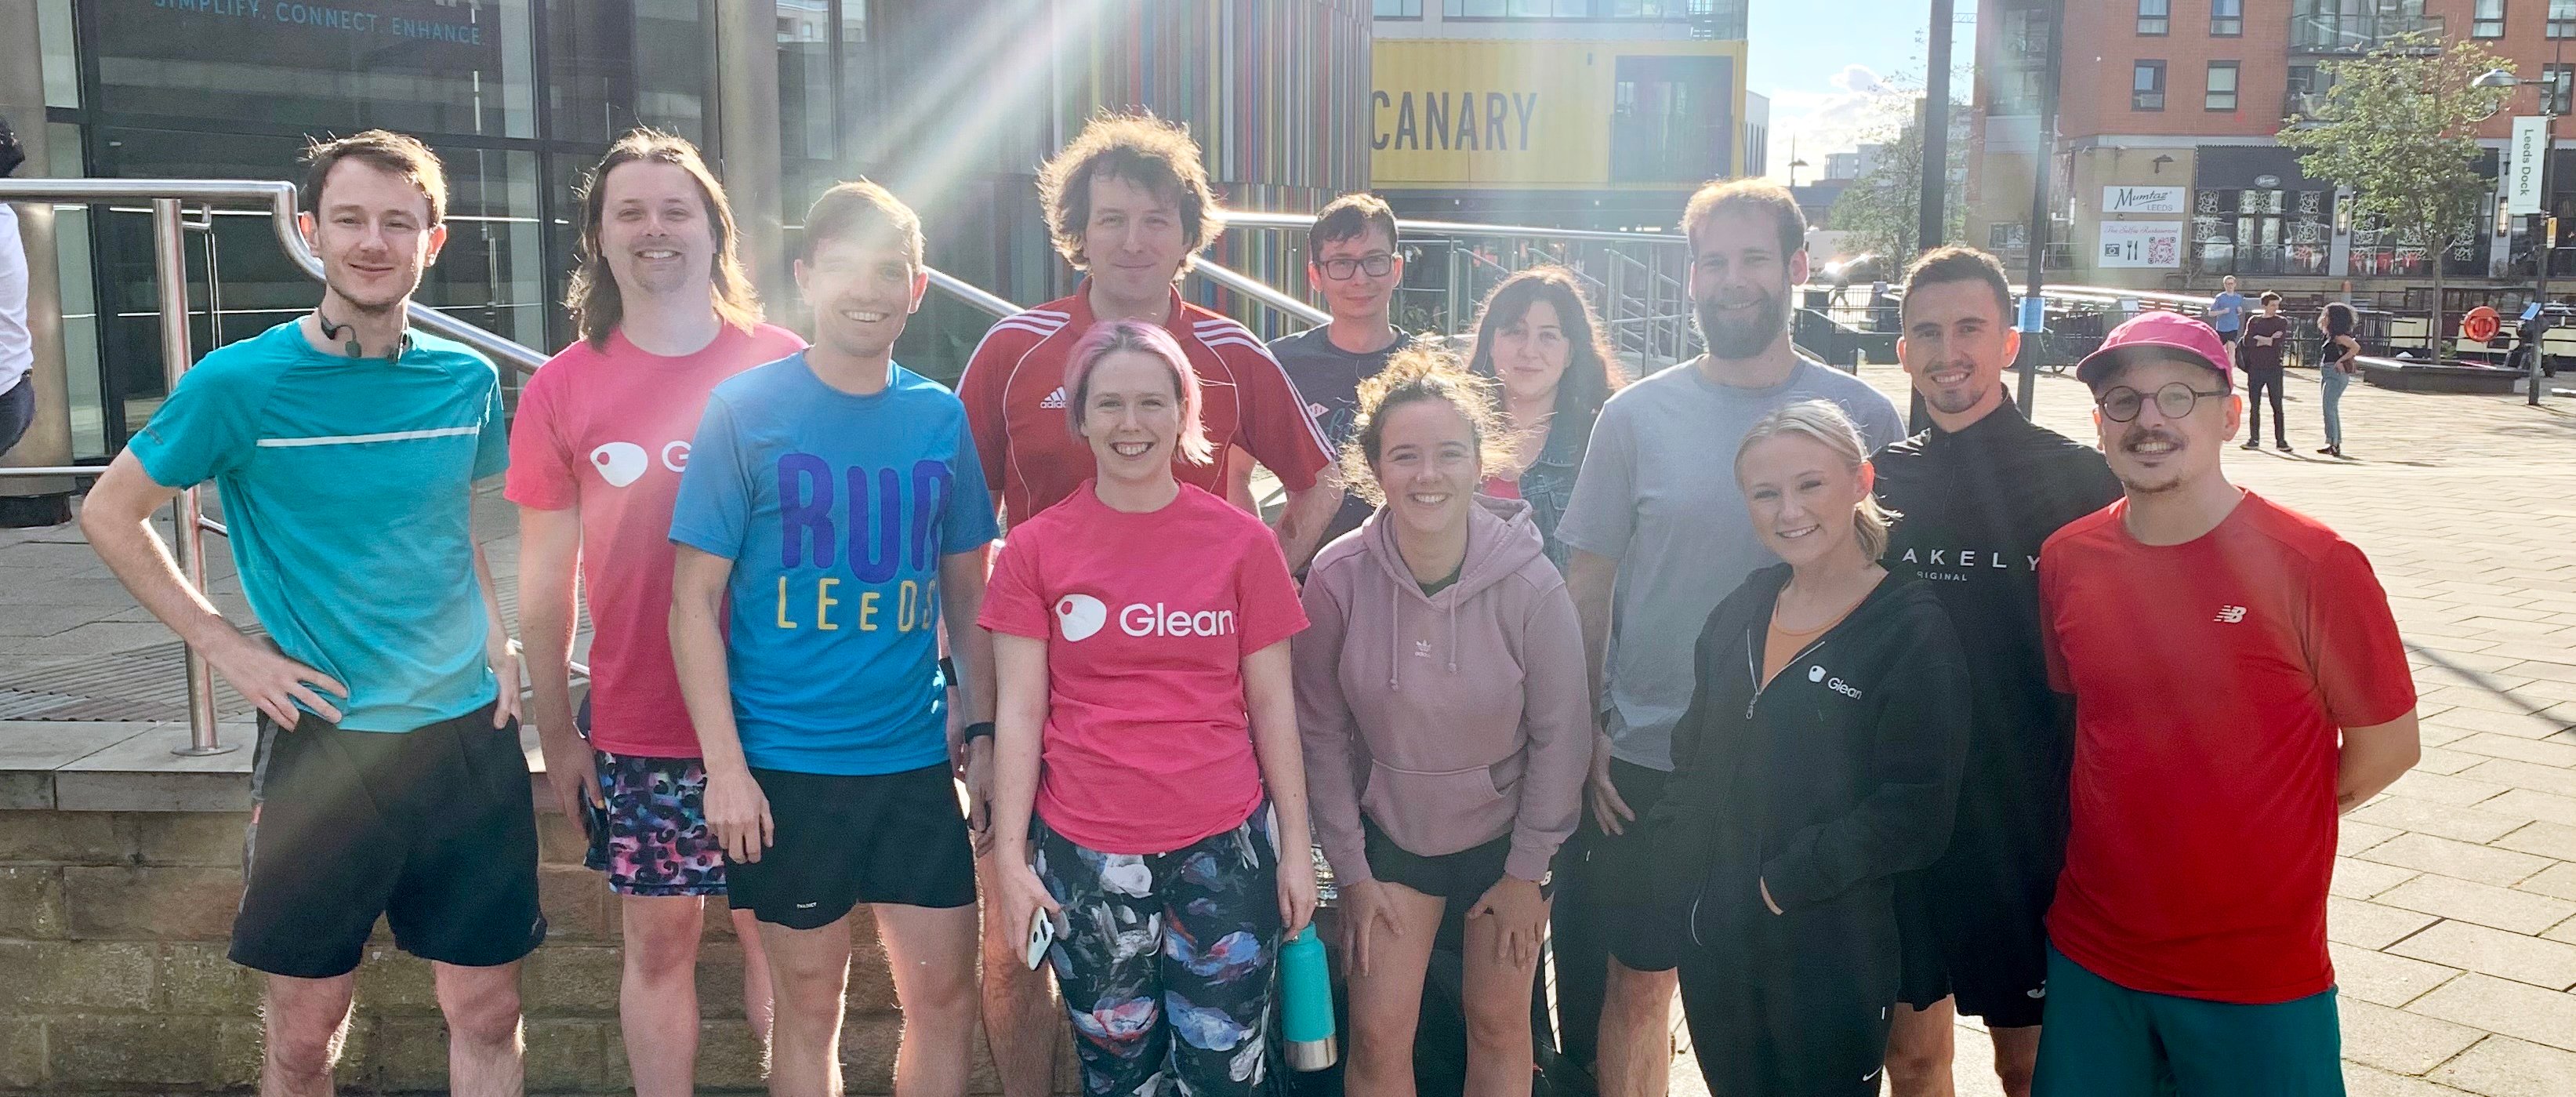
[314,311,413,361]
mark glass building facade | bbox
[26,0,1370,460]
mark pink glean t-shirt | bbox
[980,482,1308,855]
[504,322,807,757]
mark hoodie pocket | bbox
[1359,760,1515,858]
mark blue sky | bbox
[1751,1,1976,181]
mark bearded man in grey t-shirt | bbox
[1547,179,1900,1095]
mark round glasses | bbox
[1318,253,1395,280]
[2096,382,2229,423]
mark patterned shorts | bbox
[585,750,730,897]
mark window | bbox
[2554,0,2575,37]
[2549,65,2576,115]
[86,0,537,137]
[1375,0,1424,15]
[1611,56,1734,183]
[1445,0,1681,15]
[2134,60,2168,111]
[2473,0,2506,37]
[38,0,78,109]
[2206,61,2240,111]
[2211,0,2243,35]
[2139,0,2170,35]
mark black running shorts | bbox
[724,762,976,928]
[1580,758,1678,973]
[1362,816,1534,903]
[230,703,546,979]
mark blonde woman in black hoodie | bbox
[1635,399,1971,1096]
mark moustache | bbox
[2118,426,2184,451]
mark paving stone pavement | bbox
[3,365,2573,1095]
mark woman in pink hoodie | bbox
[1294,347,1593,1096]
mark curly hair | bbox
[1036,111,1224,274]
[1341,341,1511,507]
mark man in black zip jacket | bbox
[1872,247,2121,1097]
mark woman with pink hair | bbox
[980,319,1322,1093]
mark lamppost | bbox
[2477,52,2562,406]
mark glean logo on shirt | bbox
[1039,387,1068,410]
[1055,594,1237,641]
[589,441,691,488]
[1122,602,1237,638]
[1809,664,1863,699]
[2215,605,2249,624]
[1054,594,1108,641]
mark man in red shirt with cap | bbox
[2032,311,2419,1095]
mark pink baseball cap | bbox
[2077,311,2234,390]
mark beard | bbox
[1697,289,1787,360]
[2109,425,2188,495]
[1922,362,1994,414]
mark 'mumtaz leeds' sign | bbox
[2103,186,2187,214]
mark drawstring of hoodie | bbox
[1383,532,1468,688]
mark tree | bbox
[2281,31,2511,358]
[1827,93,1969,269]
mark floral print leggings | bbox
[1033,805,1283,1095]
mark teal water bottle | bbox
[1279,926,1337,1070]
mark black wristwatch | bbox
[961,721,996,744]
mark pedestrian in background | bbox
[0,114,33,457]
[2238,292,2292,453]
[2317,303,2359,460]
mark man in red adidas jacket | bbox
[959,112,1337,568]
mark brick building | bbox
[1968,0,2574,307]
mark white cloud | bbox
[1761,64,1913,183]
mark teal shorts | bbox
[2032,946,2344,1097]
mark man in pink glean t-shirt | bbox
[505,132,803,1097]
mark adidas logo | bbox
[1039,387,1067,409]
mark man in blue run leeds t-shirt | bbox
[667,180,1000,1097]
[80,132,539,1094]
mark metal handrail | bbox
[1224,209,1688,248]
[0,179,548,376]
[926,267,1020,319]
[1193,260,1331,327]
[0,178,584,754]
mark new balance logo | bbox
[2215,605,2249,623]
[1039,387,1067,409]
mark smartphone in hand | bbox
[1024,906,1056,970]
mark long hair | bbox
[566,129,761,351]
[1735,400,1900,561]
[1341,341,1511,507]
[1061,320,1214,465]
[1466,266,1620,464]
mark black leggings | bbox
[2244,368,2287,445]
[1678,894,1902,1097]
